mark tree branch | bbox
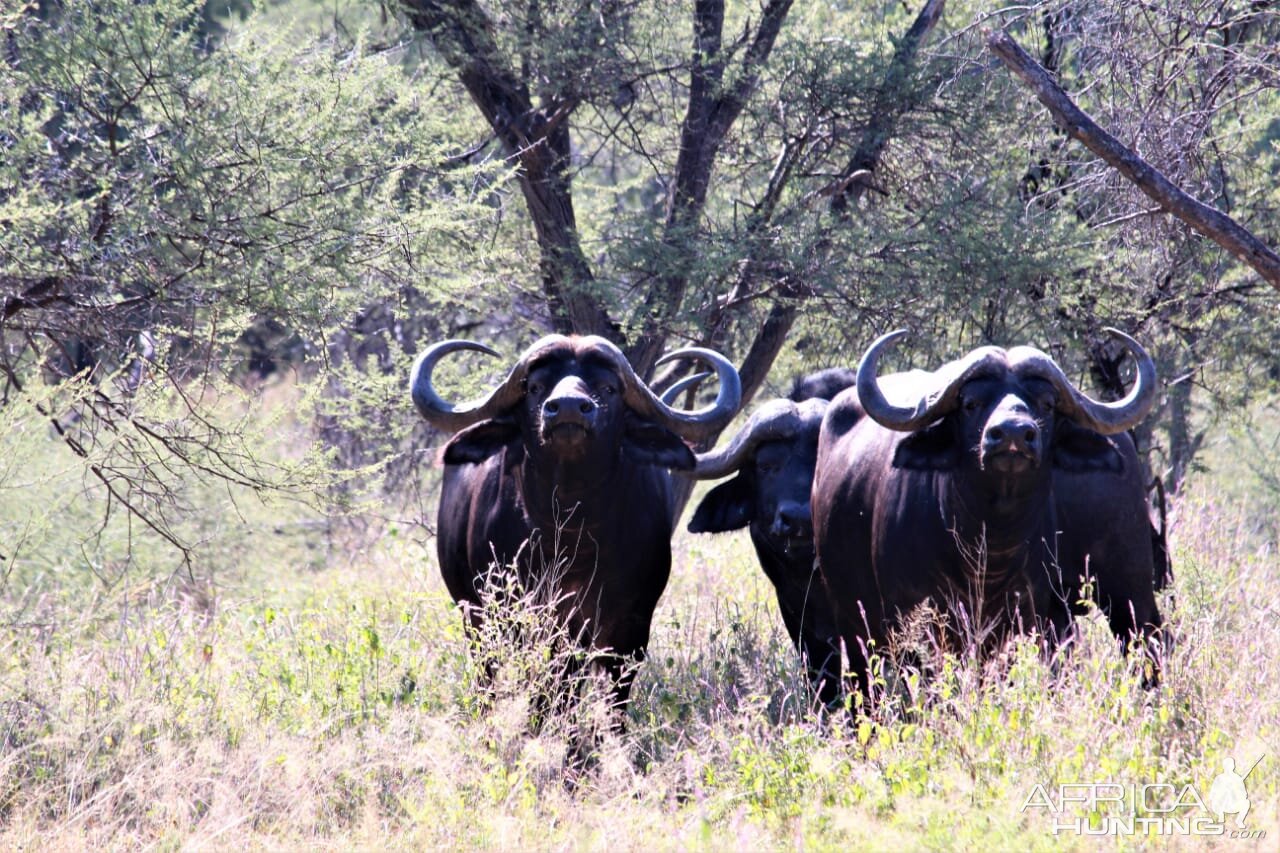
[831,0,946,217]
[629,0,795,376]
[0,359,193,572]
[708,0,795,142]
[671,0,947,455]
[986,28,1280,293]
[402,0,619,340]
[696,132,807,359]
[400,1,531,149]
[2,275,87,321]
[735,300,797,407]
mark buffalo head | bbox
[687,398,827,547]
[789,367,856,403]
[855,328,1157,489]
[411,335,741,474]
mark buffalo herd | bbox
[412,329,1168,714]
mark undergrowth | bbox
[1,384,1277,850]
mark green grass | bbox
[1,384,1277,849]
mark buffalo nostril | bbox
[578,400,594,414]
[987,427,1004,443]
[1024,428,1038,445]
[544,401,560,415]
[775,505,810,536]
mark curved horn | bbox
[584,338,742,441]
[857,331,1009,432]
[659,372,712,406]
[855,331,924,430]
[1010,328,1158,435]
[689,399,803,479]
[409,339,529,433]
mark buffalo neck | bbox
[516,447,640,534]
[939,465,1056,559]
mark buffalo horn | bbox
[584,337,742,442]
[410,336,555,433]
[659,372,712,405]
[689,399,803,479]
[1009,328,1158,435]
[856,331,1006,432]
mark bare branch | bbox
[402,0,619,339]
[629,0,796,376]
[986,28,1280,293]
[2,276,98,321]
[735,301,797,408]
[0,360,194,572]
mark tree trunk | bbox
[401,0,619,341]
[627,0,796,378]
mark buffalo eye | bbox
[963,397,981,413]
[1031,392,1054,415]
[527,381,545,397]
[600,383,618,397]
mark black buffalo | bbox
[789,367,856,403]
[813,329,1164,695]
[686,398,842,700]
[682,366,860,702]
[411,334,740,712]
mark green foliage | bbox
[6,0,1280,576]
[2,2,1280,844]
[0,0,520,569]
[2,0,505,334]
[0,373,328,600]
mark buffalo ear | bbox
[893,420,960,470]
[442,419,521,465]
[622,420,696,469]
[688,475,755,533]
[1052,420,1124,473]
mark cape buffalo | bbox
[813,329,1163,695]
[682,366,863,703]
[411,334,741,712]
[789,367,856,403]
[685,395,846,702]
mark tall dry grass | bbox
[1,387,1277,850]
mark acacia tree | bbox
[1,0,971,552]
[0,0,506,571]
[398,0,949,414]
[978,0,1280,494]
[6,0,1278,576]
[396,0,1280,503]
